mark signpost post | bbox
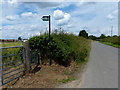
[49,15,51,38]
[41,15,52,65]
[41,15,51,38]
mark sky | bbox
[0,0,119,39]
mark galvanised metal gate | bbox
[0,46,25,86]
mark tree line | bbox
[79,30,120,45]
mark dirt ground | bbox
[2,62,83,89]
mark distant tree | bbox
[89,35,97,40]
[99,34,106,39]
[18,37,22,41]
[113,35,117,37]
[107,36,111,38]
[79,30,88,38]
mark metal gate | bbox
[0,46,25,86]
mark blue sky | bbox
[1,0,118,39]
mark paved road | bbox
[80,42,118,88]
[57,41,118,88]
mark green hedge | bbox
[29,32,90,66]
[100,36,120,45]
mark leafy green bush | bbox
[29,31,90,66]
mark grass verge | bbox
[100,42,120,48]
[58,76,75,83]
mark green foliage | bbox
[89,35,97,40]
[100,36,120,45]
[2,42,23,64]
[100,36,120,48]
[57,76,75,83]
[18,37,22,41]
[79,30,88,38]
[99,34,106,39]
[29,31,90,66]
[63,70,71,75]
[101,42,120,48]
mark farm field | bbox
[1,42,23,47]
[1,42,23,64]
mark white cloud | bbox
[53,10,71,26]
[53,10,64,20]
[106,10,118,20]
[21,12,37,17]
[8,0,18,4]
[6,16,15,21]
[2,24,45,39]
[106,14,114,20]
[6,15,19,21]
[57,13,71,25]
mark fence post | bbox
[23,42,31,73]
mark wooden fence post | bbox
[23,42,31,73]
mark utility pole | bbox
[60,27,61,33]
[111,26,113,36]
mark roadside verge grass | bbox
[57,76,75,83]
[100,42,120,48]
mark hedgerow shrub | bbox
[29,31,90,66]
[100,36,120,45]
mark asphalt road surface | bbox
[80,41,118,88]
[57,41,118,88]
